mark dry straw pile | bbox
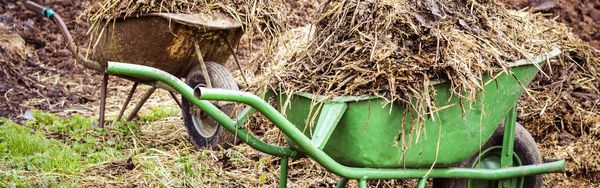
[262,0,565,114]
[0,24,34,116]
[84,0,287,39]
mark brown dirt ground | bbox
[503,0,600,48]
[0,0,107,119]
[551,0,599,48]
[1,0,599,187]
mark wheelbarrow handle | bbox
[22,0,105,72]
[106,61,566,180]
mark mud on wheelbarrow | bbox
[106,46,566,188]
[24,1,245,148]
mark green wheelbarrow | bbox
[105,48,565,187]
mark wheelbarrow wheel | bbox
[433,123,542,188]
[181,62,239,149]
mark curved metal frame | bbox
[106,61,565,187]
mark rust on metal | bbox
[126,86,157,121]
[92,13,244,81]
[169,91,183,109]
[194,41,212,88]
[99,73,109,128]
[116,82,139,122]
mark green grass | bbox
[0,106,287,187]
[0,110,140,187]
[139,106,180,122]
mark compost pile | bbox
[84,0,287,39]
[0,24,33,116]
[504,0,599,49]
[550,0,600,49]
[517,18,600,187]
[533,28,599,184]
[497,0,600,184]
[263,0,560,115]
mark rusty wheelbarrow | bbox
[24,0,244,148]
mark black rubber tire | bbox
[181,62,239,149]
[433,123,543,188]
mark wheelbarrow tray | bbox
[276,49,560,168]
[91,13,244,80]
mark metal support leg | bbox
[279,157,289,188]
[500,106,517,188]
[358,179,367,188]
[416,178,427,188]
[222,32,249,86]
[335,177,349,188]
[194,41,212,88]
[501,106,517,167]
[169,91,182,109]
[126,86,156,121]
[98,73,109,128]
[116,82,138,122]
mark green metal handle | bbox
[106,61,565,180]
[191,86,566,180]
[107,62,295,157]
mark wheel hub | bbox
[468,146,524,188]
[190,107,218,138]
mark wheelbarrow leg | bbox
[279,157,289,188]
[168,91,182,109]
[115,82,138,122]
[194,41,212,88]
[126,86,156,121]
[416,178,427,188]
[334,177,349,188]
[98,73,109,128]
[500,106,518,188]
[358,179,368,188]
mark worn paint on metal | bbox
[167,29,195,61]
[92,15,243,80]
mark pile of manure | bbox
[84,0,289,52]
[261,0,564,118]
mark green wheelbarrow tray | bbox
[277,49,561,168]
[105,48,565,182]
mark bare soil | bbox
[0,0,102,119]
[551,0,600,48]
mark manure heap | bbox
[266,0,584,113]
[85,0,287,39]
